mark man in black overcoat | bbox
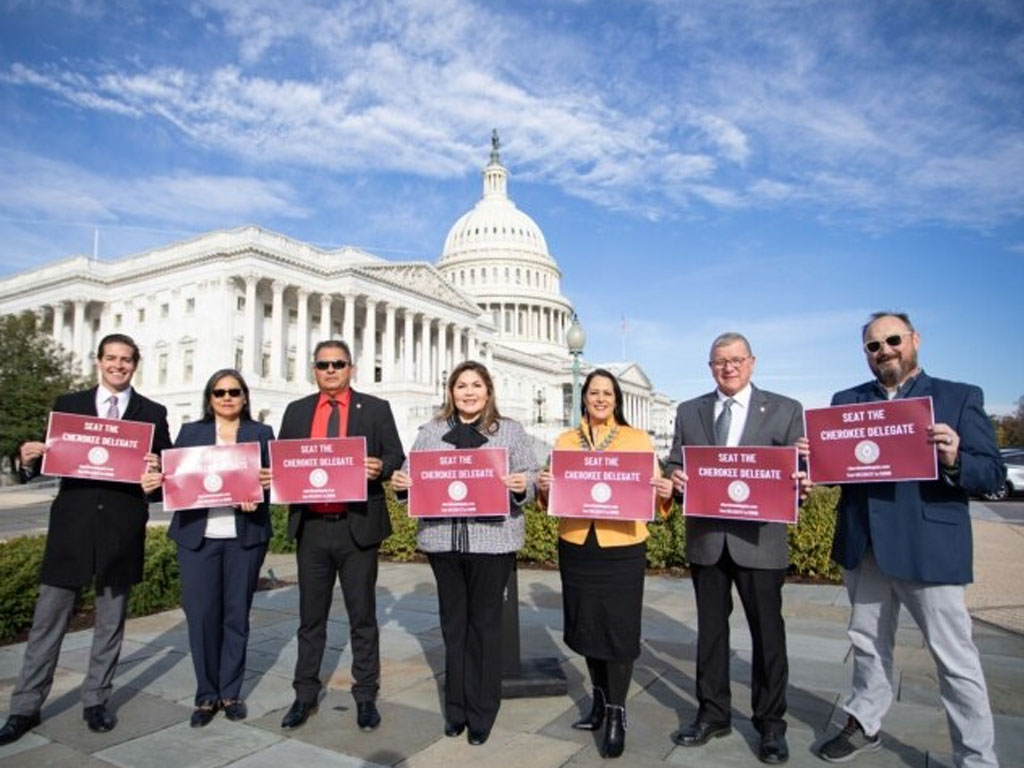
[0,333,171,744]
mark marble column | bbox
[436,321,448,385]
[270,280,284,381]
[419,314,432,384]
[242,275,258,376]
[296,288,310,383]
[403,310,415,381]
[360,298,377,384]
[342,294,356,348]
[72,299,86,373]
[319,294,332,342]
[382,303,396,382]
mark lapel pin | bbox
[356,403,362,409]
[760,406,766,413]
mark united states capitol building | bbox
[0,137,676,453]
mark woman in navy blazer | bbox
[151,368,273,727]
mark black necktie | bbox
[327,399,340,438]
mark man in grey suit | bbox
[667,332,803,765]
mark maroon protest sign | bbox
[41,412,154,483]
[269,437,367,504]
[162,443,263,512]
[408,448,510,518]
[805,397,937,483]
[547,450,656,521]
[682,446,799,524]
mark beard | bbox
[871,348,918,388]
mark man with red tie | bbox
[277,340,404,732]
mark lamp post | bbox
[566,312,586,427]
[534,387,545,424]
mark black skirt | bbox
[558,526,646,661]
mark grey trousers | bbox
[842,550,998,768]
[9,584,128,716]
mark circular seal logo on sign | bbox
[448,481,468,501]
[308,468,329,488]
[591,482,612,503]
[203,473,224,493]
[855,439,881,465]
[87,446,109,466]
[728,480,750,502]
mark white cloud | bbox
[3,0,1023,227]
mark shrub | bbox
[518,502,559,564]
[268,505,295,554]
[0,528,184,643]
[380,485,418,561]
[789,485,842,581]
[0,536,47,642]
[127,528,181,616]
[645,502,687,568]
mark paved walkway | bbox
[0,503,1022,767]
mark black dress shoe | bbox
[190,702,218,728]
[571,687,606,731]
[221,699,247,722]
[467,728,489,746]
[83,704,115,733]
[444,720,465,737]
[672,719,731,747]
[281,700,317,729]
[356,701,381,731]
[602,705,626,759]
[0,713,41,745]
[759,731,789,764]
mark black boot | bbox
[603,705,625,759]
[572,687,606,731]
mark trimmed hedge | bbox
[0,528,181,644]
[3,486,841,643]
[267,483,843,582]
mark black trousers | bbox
[428,551,515,734]
[178,538,266,704]
[691,548,788,734]
[293,516,380,704]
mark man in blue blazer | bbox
[0,334,171,745]
[277,340,404,733]
[818,312,1004,767]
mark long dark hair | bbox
[581,368,630,427]
[200,368,253,422]
[437,360,502,434]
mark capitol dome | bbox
[438,132,574,356]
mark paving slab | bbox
[0,742,118,768]
[94,719,280,768]
[396,725,581,768]
[230,738,386,768]
[35,689,189,753]
[251,693,441,765]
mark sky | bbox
[1,0,1023,414]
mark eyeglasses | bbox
[709,356,750,370]
[211,388,242,399]
[314,359,350,371]
[863,332,912,354]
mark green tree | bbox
[993,396,1024,448]
[0,311,86,477]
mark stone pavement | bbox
[0,511,1022,767]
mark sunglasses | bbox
[863,332,912,354]
[212,388,242,399]
[314,359,350,371]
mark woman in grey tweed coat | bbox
[391,361,538,745]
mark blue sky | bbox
[1,0,1022,413]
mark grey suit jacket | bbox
[666,385,804,569]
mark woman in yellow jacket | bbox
[538,368,673,759]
